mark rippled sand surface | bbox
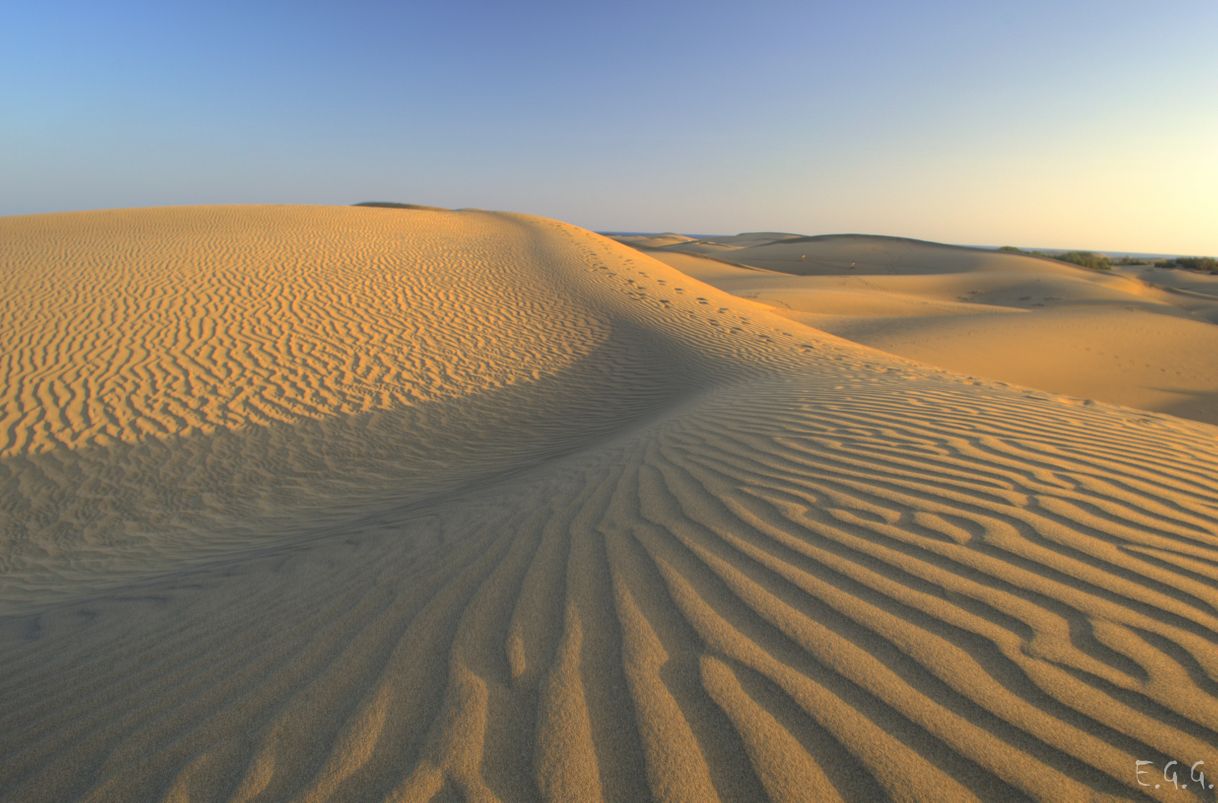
[2,206,1217,801]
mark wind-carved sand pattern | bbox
[1,206,1217,801]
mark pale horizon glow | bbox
[3,0,1216,255]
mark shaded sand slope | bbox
[2,208,1218,801]
[0,206,692,601]
[639,235,1218,426]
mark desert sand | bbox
[2,206,1217,801]
[635,233,1218,426]
[609,233,697,250]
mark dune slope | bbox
[2,207,1218,801]
[639,234,1218,426]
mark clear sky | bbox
[3,0,1216,254]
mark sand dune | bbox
[2,207,1218,801]
[638,233,1218,426]
[608,233,697,250]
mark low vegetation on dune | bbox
[998,246,1112,270]
[1052,250,1113,270]
[1001,246,1218,274]
[1154,255,1218,273]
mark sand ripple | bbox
[1,207,1216,801]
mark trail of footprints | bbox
[568,230,818,359]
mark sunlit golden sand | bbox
[639,233,1218,426]
[2,207,1216,801]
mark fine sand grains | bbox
[1,206,1217,801]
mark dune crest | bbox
[2,207,1217,801]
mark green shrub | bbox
[1156,256,1218,274]
[1054,251,1112,271]
[998,246,1110,270]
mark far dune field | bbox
[626,232,1218,427]
[1,206,1217,801]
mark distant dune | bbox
[354,201,448,211]
[608,232,697,250]
[632,232,1218,426]
[2,207,1217,800]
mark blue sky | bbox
[3,0,1216,253]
